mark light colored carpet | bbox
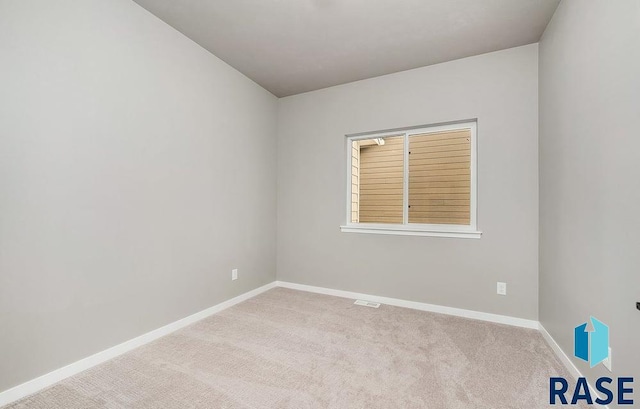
[4,288,584,408]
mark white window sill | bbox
[339,225,482,239]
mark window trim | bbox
[340,120,481,239]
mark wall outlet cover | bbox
[497,282,507,296]
[232,269,238,281]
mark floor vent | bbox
[354,299,381,308]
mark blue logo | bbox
[550,316,634,406]
[574,316,609,368]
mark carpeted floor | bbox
[4,288,584,408]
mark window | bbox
[341,121,480,238]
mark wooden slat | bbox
[359,215,403,223]
[409,138,469,148]
[409,180,470,188]
[409,217,470,225]
[360,160,404,169]
[358,149,404,159]
[410,156,470,166]
[362,194,408,201]
[360,185,403,192]
[408,162,470,172]
[409,199,470,206]
[410,169,469,178]
[360,177,403,185]
[359,205,406,211]
[409,174,469,182]
[358,199,404,207]
[360,169,406,176]
[409,193,469,199]
[409,148,470,159]
[360,169,403,176]
[410,129,470,142]
[409,187,468,194]
[410,214,468,222]
[409,210,470,217]
[360,210,403,217]
[408,205,469,212]
[359,155,403,164]
[410,213,470,218]
[410,143,472,154]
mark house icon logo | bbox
[550,317,632,405]
[574,316,609,368]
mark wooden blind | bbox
[408,129,471,225]
[358,136,404,223]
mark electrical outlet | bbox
[232,269,238,281]
[603,347,612,372]
[497,282,507,296]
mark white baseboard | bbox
[539,323,582,379]
[280,282,612,406]
[1,280,605,408]
[275,281,539,329]
[539,323,609,409]
[0,281,277,407]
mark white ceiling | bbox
[133,0,560,97]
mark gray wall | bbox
[277,44,539,320]
[0,0,277,392]
[539,0,640,396]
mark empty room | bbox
[1,0,638,408]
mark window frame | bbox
[341,120,481,239]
